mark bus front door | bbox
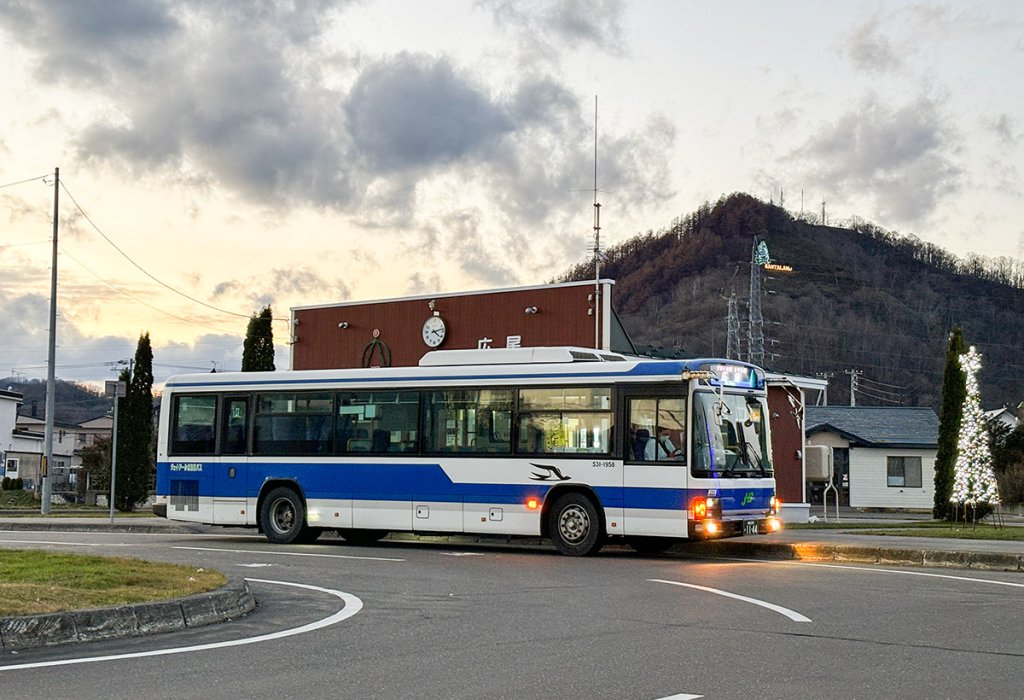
[213,395,250,525]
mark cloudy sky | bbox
[1,0,1022,386]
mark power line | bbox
[59,244,239,335]
[58,179,287,323]
[0,173,50,190]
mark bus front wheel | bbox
[261,486,312,544]
[548,492,604,556]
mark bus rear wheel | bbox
[548,492,604,556]
[261,486,313,544]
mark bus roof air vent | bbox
[418,347,627,367]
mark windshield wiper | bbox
[739,441,767,476]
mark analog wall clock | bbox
[422,315,447,347]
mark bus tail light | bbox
[690,496,707,520]
[690,496,723,521]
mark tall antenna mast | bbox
[592,95,601,350]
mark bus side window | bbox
[627,397,685,464]
[171,395,217,455]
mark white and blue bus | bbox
[154,347,781,556]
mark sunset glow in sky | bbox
[1,0,1022,385]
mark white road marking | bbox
[442,552,485,557]
[0,539,135,548]
[649,579,812,623]
[236,563,274,568]
[720,556,1024,590]
[0,578,362,672]
[173,545,404,562]
[654,694,703,700]
[794,561,1024,589]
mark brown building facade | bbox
[290,279,634,370]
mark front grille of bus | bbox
[170,479,199,512]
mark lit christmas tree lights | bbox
[950,346,1000,508]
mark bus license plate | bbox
[743,520,758,535]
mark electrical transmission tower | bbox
[726,290,741,360]
[748,239,766,367]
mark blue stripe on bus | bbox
[158,461,774,512]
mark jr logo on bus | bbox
[741,491,754,506]
[529,464,571,481]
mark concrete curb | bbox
[0,578,256,651]
[0,521,208,535]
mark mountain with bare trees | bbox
[558,193,1024,410]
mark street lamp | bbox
[105,380,126,522]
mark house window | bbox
[887,456,922,488]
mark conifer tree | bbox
[933,327,965,519]
[242,306,276,371]
[115,333,154,511]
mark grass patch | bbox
[0,549,225,617]
[788,520,1024,541]
[854,526,1024,541]
[0,490,36,508]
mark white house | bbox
[2,389,44,488]
[984,407,1019,431]
[805,406,939,510]
[15,414,78,490]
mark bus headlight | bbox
[770,496,782,515]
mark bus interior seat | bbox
[632,428,650,461]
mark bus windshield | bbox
[691,392,773,478]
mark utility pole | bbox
[844,369,863,406]
[816,371,835,406]
[41,166,59,515]
[822,199,827,226]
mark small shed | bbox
[805,406,939,510]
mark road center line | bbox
[649,579,812,623]
[172,545,404,562]
[0,578,362,672]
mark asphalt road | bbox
[1,531,1022,699]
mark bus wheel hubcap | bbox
[559,505,589,542]
[272,499,295,533]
